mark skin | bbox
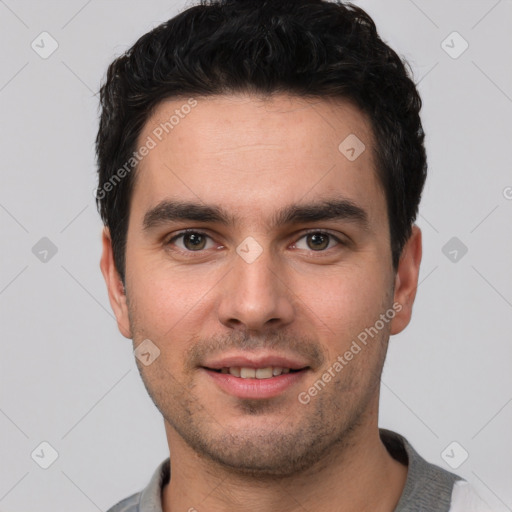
[101,94,422,512]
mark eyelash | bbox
[165,229,345,255]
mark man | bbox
[95,0,491,510]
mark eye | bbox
[293,231,341,251]
[167,230,216,251]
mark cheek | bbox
[126,253,227,354]
[294,263,391,349]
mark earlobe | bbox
[99,227,132,339]
[390,225,422,335]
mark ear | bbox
[100,227,132,339]
[390,225,422,335]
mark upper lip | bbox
[201,353,310,370]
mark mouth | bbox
[200,362,310,399]
[204,366,305,378]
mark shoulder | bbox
[105,491,141,512]
[105,457,170,512]
[449,481,493,512]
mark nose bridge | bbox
[217,240,294,330]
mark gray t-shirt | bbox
[106,429,481,512]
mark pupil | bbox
[308,233,328,250]
[185,233,205,250]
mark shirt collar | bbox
[137,429,457,511]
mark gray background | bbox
[0,0,511,510]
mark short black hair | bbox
[96,0,427,283]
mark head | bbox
[97,0,425,477]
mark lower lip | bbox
[202,368,307,399]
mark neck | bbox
[162,409,407,512]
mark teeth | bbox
[222,366,294,379]
[240,367,256,378]
[229,367,241,377]
[255,367,273,379]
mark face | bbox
[101,94,421,477]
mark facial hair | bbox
[129,315,390,479]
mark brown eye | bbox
[306,233,330,250]
[183,233,207,250]
[167,231,214,252]
[293,231,341,252]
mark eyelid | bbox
[299,228,344,239]
[291,229,345,249]
[166,228,211,243]
[166,229,218,252]
[165,228,347,253]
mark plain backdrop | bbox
[0,1,511,510]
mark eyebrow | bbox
[142,198,370,232]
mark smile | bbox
[208,366,300,378]
[202,366,309,399]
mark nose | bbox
[217,245,295,332]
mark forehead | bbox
[132,94,385,229]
